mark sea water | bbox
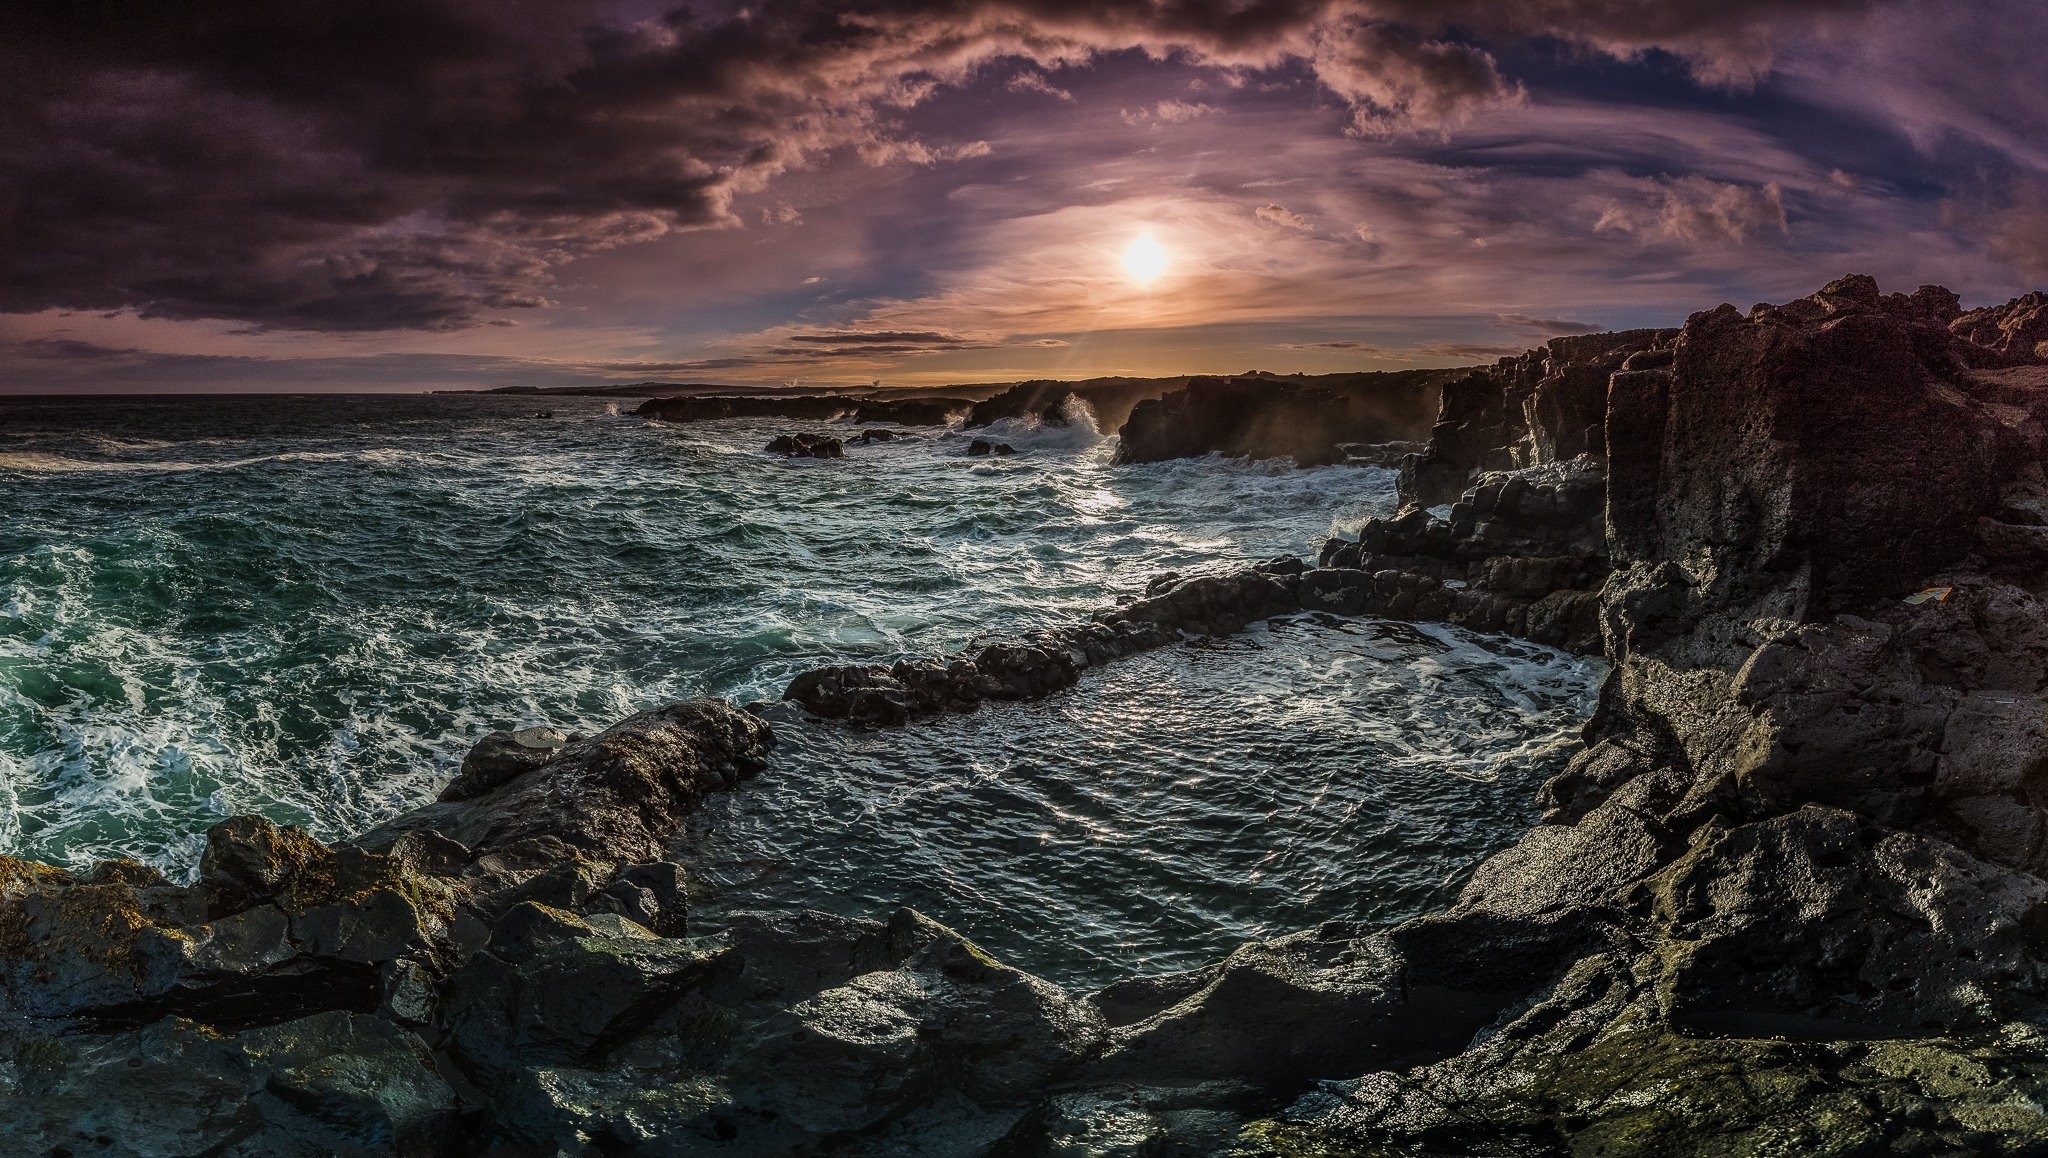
[0,393,1601,986]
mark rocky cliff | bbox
[1114,368,1461,467]
[9,276,2048,1156]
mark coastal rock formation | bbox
[1113,368,1455,467]
[966,438,1015,456]
[963,377,1185,432]
[783,559,1305,725]
[766,432,844,458]
[635,394,851,423]
[634,393,974,427]
[782,275,2048,1153]
[1228,276,2048,1154]
[851,396,974,425]
[1953,289,2048,361]
[12,276,2048,1155]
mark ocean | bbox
[0,392,1601,985]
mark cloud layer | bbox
[0,0,1927,337]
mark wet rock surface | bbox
[1114,370,1453,467]
[962,377,1184,432]
[765,432,844,458]
[635,394,854,423]
[12,276,2048,1155]
[782,558,1306,726]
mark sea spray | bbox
[0,391,1598,985]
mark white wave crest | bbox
[974,394,1110,452]
[0,450,373,474]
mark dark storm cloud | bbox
[1494,313,1603,336]
[766,329,1065,359]
[0,0,1899,333]
[785,330,973,346]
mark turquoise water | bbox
[0,393,1600,984]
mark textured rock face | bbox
[766,432,845,458]
[1954,289,2048,361]
[1235,276,2048,1154]
[1399,328,1675,506]
[635,394,853,423]
[1114,371,1451,466]
[439,725,569,802]
[12,275,2048,1155]
[783,559,1306,725]
[963,377,1182,433]
[851,396,975,425]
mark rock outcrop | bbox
[1953,289,2048,362]
[785,274,2048,1153]
[1230,275,2048,1154]
[12,275,2048,1155]
[1113,368,1458,467]
[963,377,1185,432]
[635,394,853,423]
[784,559,1306,726]
[766,432,844,458]
[851,396,974,425]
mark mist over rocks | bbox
[11,276,2048,1153]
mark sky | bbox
[2,0,2045,393]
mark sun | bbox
[1121,230,1169,286]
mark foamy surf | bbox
[0,449,377,474]
[0,391,1600,983]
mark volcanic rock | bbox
[852,396,974,425]
[1113,370,1452,467]
[636,394,851,423]
[13,275,2048,1155]
[439,725,569,802]
[765,432,844,458]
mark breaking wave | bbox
[0,392,1600,984]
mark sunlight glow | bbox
[1121,230,1169,286]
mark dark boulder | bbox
[364,699,774,864]
[439,725,569,802]
[766,432,844,458]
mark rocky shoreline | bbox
[636,369,1456,468]
[8,275,2048,1155]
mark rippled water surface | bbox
[0,393,1600,984]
